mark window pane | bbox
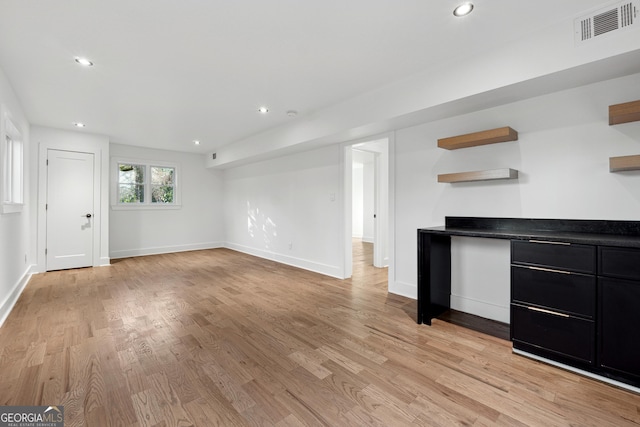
[119,184,145,203]
[151,185,173,203]
[3,136,11,202]
[151,166,174,185]
[10,138,22,203]
[119,164,145,184]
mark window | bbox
[112,158,180,209]
[1,110,23,214]
[150,166,175,203]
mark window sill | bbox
[111,204,181,211]
[1,203,23,214]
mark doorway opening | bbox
[344,137,389,280]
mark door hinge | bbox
[45,248,47,255]
[46,159,48,166]
[46,204,48,210]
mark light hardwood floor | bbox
[0,242,639,426]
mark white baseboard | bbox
[0,265,35,328]
[451,294,509,323]
[388,280,416,299]
[225,242,343,279]
[387,285,510,321]
[513,349,640,395]
[351,235,373,243]
[99,256,111,266]
[110,242,224,259]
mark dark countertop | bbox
[419,217,640,248]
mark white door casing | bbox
[46,149,94,270]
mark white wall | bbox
[393,72,640,321]
[0,66,32,326]
[223,144,343,278]
[109,143,224,258]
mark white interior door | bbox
[46,149,94,271]
[373,152,381,267]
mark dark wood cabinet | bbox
[511,241,596,366]
[419,217,640,391]
[598,247,640,384]
[511,241,640,387]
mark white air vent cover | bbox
[575,0,639,44]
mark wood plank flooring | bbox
[0,241,639,426]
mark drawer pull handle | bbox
[528,240,571,246]
[528,306,570,318]
[527,266,571,275]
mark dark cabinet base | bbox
[417,232,450,325]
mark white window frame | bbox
[1,108,24,214]
[111,157,181,210]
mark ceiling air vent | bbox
[575,0,639,44]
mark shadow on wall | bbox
[247,201,278,250]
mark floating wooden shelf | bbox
[438,168,519,183]
[438,126,518,150]
[609,100,640,125]
[609,155,640,172]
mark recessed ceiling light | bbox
[193,140,200,145]
[453,3,474,17]
[286,110,298,117]
[73,122,85,128]
[258,106,269,114]
[74,57,94,67]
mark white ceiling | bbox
[0,0,610,153]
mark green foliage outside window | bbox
[118,164,145,203]
[151,167,174,203]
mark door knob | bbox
[86,214,92,218]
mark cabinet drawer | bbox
[511,240,595,274]
[511,304,594,364]
[599,246,640,281]
[511,266,595,318]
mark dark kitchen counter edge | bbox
[419,217,640,248]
